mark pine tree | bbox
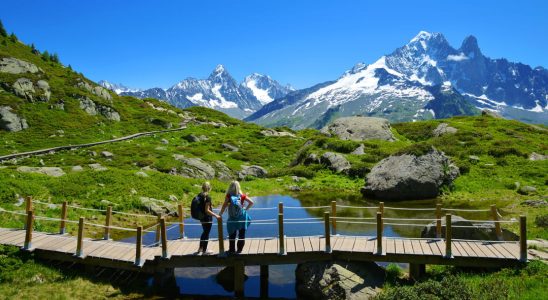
[0,20,7,37]
[50,53,59,63]
[41,50,50,61]
[9,33,17,42]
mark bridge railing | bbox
[0,196,527,266]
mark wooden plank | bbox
[0,229,21,239]
[340,236,356,252]
[332,236,344,251]
[353,237,367,253]
[498,242,520,259]
[108,243,135,260]
[419,239,434,255]
[394,238,404,254]
[411,239,423,255]
[386,238,395,254]
[450,240,464,257]
[319,237,325,252]
[57,237,77,253]
[294,237,305,253]
[88,243,117,258]
[42,236,75,252]
[286,237,295,253]
[257,239,266,254]
[402,239,413,255]
[455,241,476,257]
[30,234,63,249]
[250,239,261,255]
[302,237,312,252]
[182,240,201,255]
[364,237,375,253]
[264,238,278,254]
[481,242,505,258]
[474,242,498,258]
[1,230,25,244]
[467,241,489,258]
[428,240,443,256]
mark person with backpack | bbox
[219,180,253,254]
[191,182,220,255]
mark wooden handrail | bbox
[324,212,331,253]
[24,210,34,250]
[160,217,168,258]
[376,212,383,255]
[59,201,67,234]
[104,206,112,240]
[24,196,33,230]
[445,214,452,258]
[520,215,527,262]
[178,204,184,239]
[76,217,85,258]
[217,216,225,256]
[155,214,162,244]
[278,213,285,255]
[331,201,337,235]
[278,202,283,215]
[436,204,442,238]
[135,226,143,266]
[491,205,502,240]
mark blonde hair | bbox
[202,181,211,196]
[226,181,242,196]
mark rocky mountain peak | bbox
[459,35,482,58]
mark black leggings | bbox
[228,229,246,252]
[200,221,212,251]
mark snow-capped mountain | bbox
[98,80,140,94]
[247,31,548,128]
[121,65,292,118]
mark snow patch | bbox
[447,53,469,62]
[245,79,273,104]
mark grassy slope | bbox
[0,31,547,298]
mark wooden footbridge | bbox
[0,197,527,297]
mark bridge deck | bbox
[0,228,522,273]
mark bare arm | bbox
[244,196,254,210]
[206,201,220,219]
[219,197,229,216]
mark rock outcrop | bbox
[36,80,51,101]
[12,78,35,101]
[296,261,384,300]
[362,148,459,200]
[79,97,120,121]
[421,215,518,241]
[351,144,365,155]
[0,106,28,132]
[238,165,268,179]
[432,123,457,137]
[173,154,216,179]
[77,80,112,101]
[139,197,175,216]
[261,129,296,137]
[321,116,395,141]
[529,152,547,161]
[321,152,351,173]
[17,166,66,177]
[0,57,41,74]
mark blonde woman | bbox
[219,181,254,254]
[196,182,220,255]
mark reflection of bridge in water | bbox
[0,197,527,298]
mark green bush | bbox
[534,215,548,228]
[385,263,402,283]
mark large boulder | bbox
[296,261,384,300]
[139,197,175,216]
[17,166,66,177]
[36,80,51,101]
[79,97,120,121]
[321,152,351,173]
[238,165,267,179]
[211,161,234,181]
[261,129,296,137]
[0,106,28,132]
[362,148,459,200]
[0,57,41,74]
[12,78,35,101]
[421,215,518,241]
[432,123,457,137]
[173,155,216,179]
[92,86,112,101]
[321,116,395,141]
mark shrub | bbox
[488,147,527,158]
[534,215,548,228]
[395,143,433,157]
[385,263,402,283]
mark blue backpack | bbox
[228,194,243,219]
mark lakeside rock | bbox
[17,166,66,177]
[321,152,351,173]
[139,197,175,216]
[321,116,396,141]
[0,106,28,132]
[362,148,459,200]
[421,215,518,241]
[296,261,384,300]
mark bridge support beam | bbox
[153,268,177,295]
[234,260,245,298]
[260,265,269,298]
[409,263,425,280]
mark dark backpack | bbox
[228,194,243,219]
[190,194,206,220]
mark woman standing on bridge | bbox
[220,181,253,254]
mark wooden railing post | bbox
[59,201,68,234]
[24,196,33,229]
[331,201,337,235]
[217,216,225,256]
[160,217,168,258]
[376,212,383,255]
[379,202,384,217]
[178,204,185,239]
[278,213,285,255]
[278,202,283,215]
[436,204,442,238]
[491,204,502,240]
[104,206,112,240]
[324,212,331,253]
[445,214,452,258]
[23,210,34,250]
[76,217,85,258]
[155,214,162,245]
[135,226,143,266]
[520,215,527,262]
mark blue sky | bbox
[1,0,547,89]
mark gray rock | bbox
[36,80,51,101]
[421,215,518,241]
[17,166,66,177]
[222,143,239,152]
[139,197,175,216]
[101,151,114,158]
[184,134,201,142]
[160,138,169,144]
[12,78,35,101]
[288,185,302,191]
[89,151,97,157]
[238,165,268,179]
[433,123,457,137]
[49,100,65,111]
[321,116,395,141]
[303,153,320,165]
[518,186,537,195]
[521,200,547,208]
[178,157,216,179]
[0,57,41,74]
[529,152,547,161]
[362,148,459,200]
[79,97,120,121]
[292,176,301,182]
[261,129,296,137]
[321,152,351,173]
[100,199,114,206]
[469,155,480,163]
[0,106,28,132]
[296,261,384,300]
[135,171,148,178]
[212,161,234,181]
[172,154,186,161]
[76,80,93,92]
[71,165,84,172]
[168,195,178,202]
[92,86,112,101]
[88,163,107,171]
[482,109,503,118]
[351,144,365,155]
